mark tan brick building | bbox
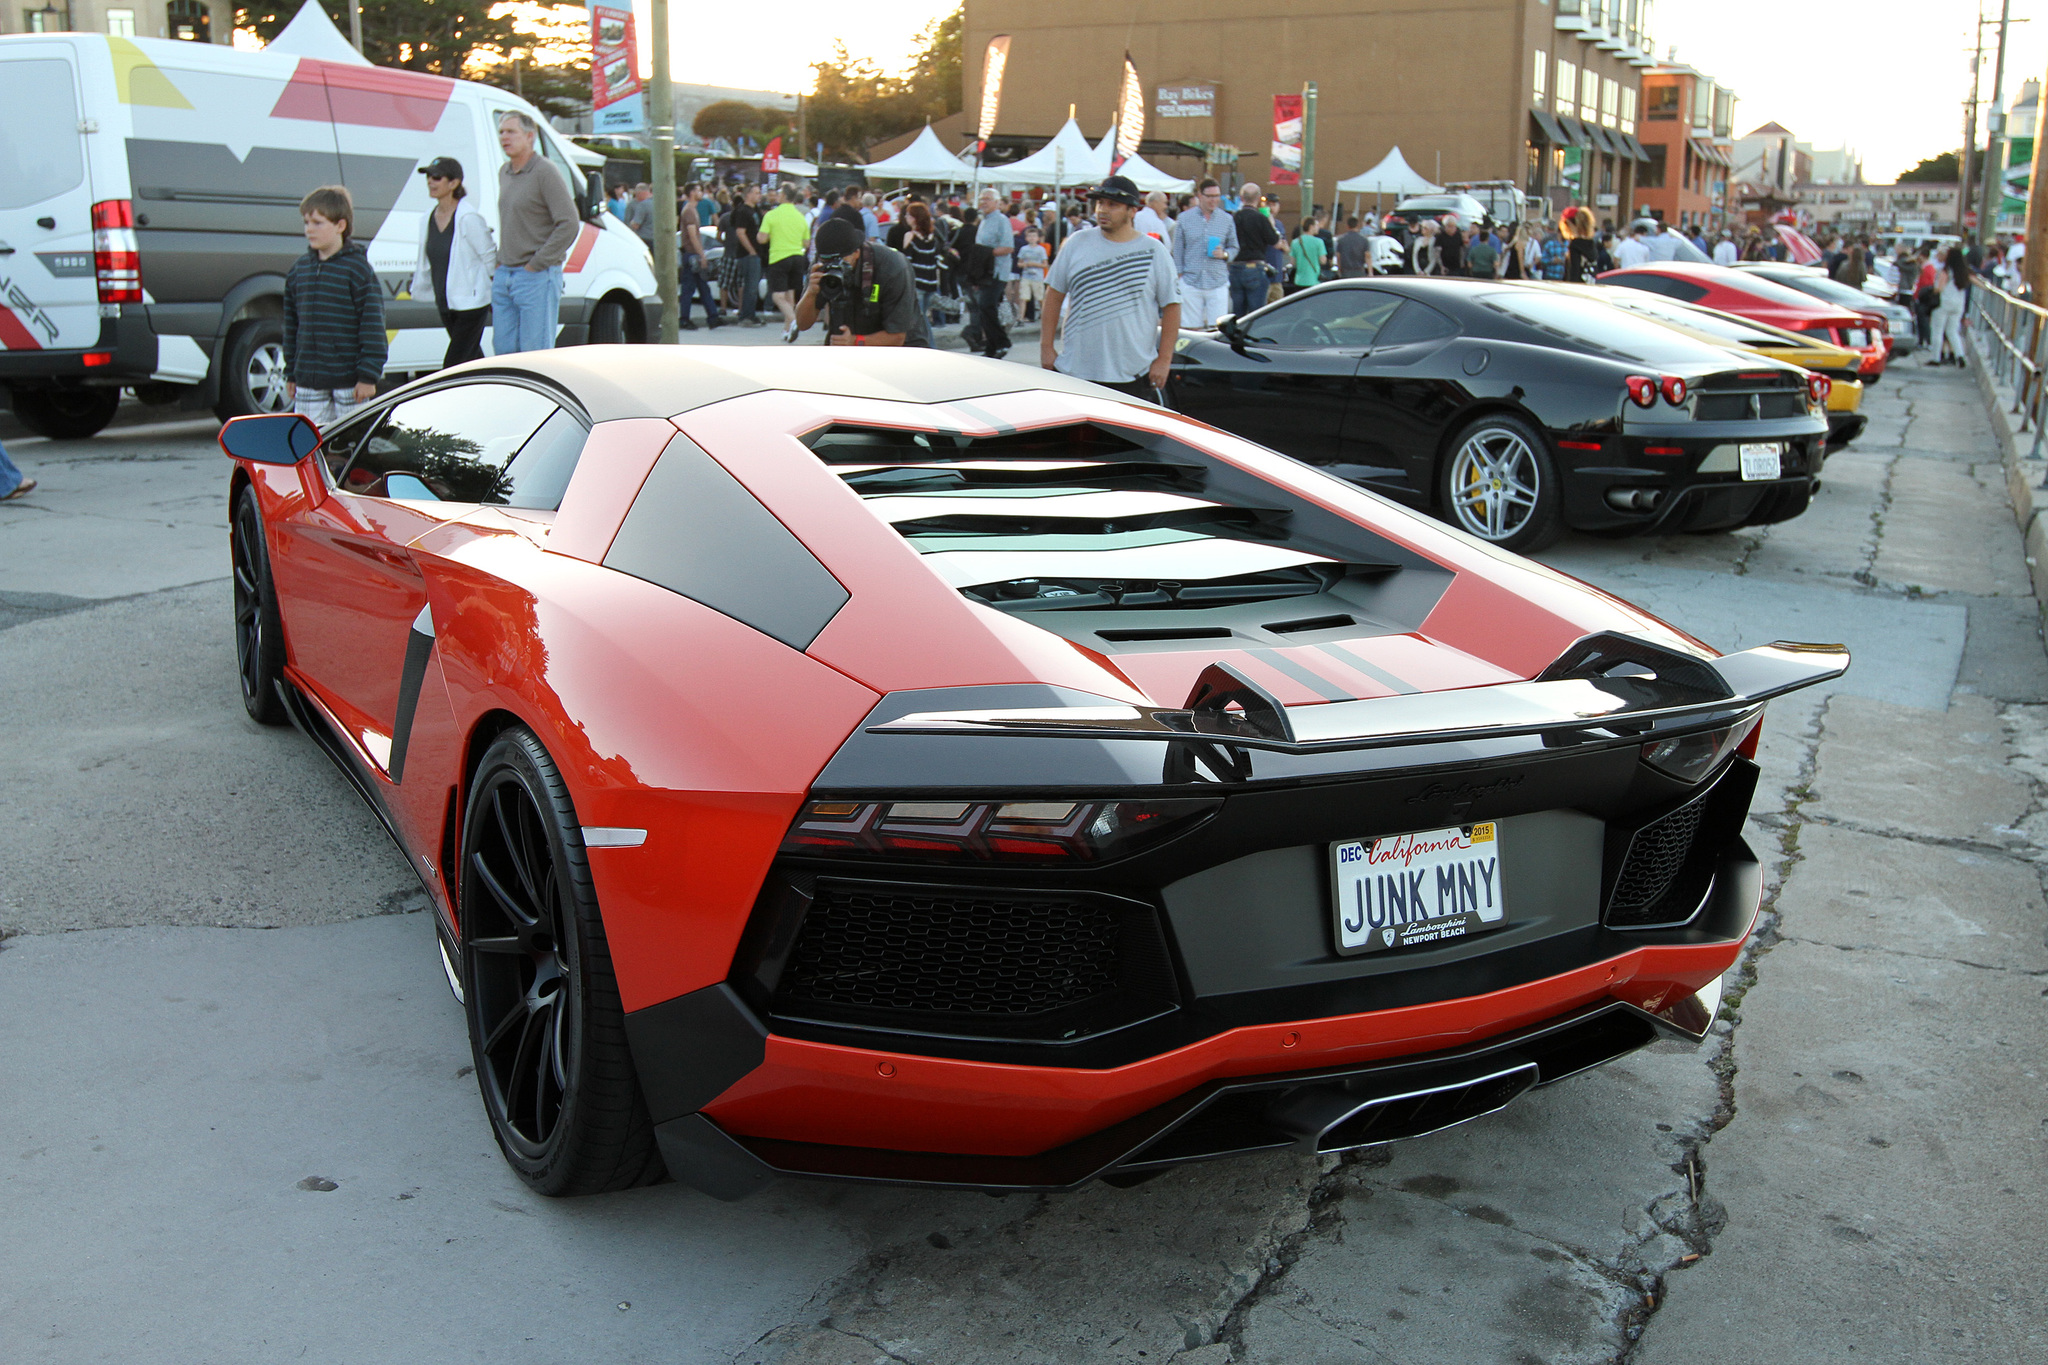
[2,0,217,40]
[964,0,1658,224]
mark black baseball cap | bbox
[418,157,464,181]
[1088,174,1143,208]
[815,217,866,257]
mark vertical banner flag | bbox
[1112,52,1143,172]
[588,1,643,134]
[977,34,1011,158]
[1270,94,1302,185]
[762,136,782,176]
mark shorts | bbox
[767,255,808,295]
[1018,279,1046,303]
[292,387,366,428]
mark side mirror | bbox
[585,169,607,222]
[1216,314,1243,343]
[220,412,321,465]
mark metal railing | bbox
[1968,281,2048,455]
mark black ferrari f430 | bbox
[1168,278,1831,551]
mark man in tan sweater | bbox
[491,110,580,354]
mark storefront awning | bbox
[1583,123,1617,156]
[1617,132,1650,162]
[1530,108,1570,147]
[1689,138,1729,169]
[1554,113,1592,149]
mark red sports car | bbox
[1598,262,1889,380]
[222,348,1846,1199]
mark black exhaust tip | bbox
[1265,1059,1541,1153]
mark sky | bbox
[634,0,2039,184]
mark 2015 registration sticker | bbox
[1330,823,1505,955]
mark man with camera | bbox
[792,217,932,347]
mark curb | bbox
[1968,338,2048,606]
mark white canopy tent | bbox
[267,0,370,63]
[1335,147,1441,197]
[1087,130,1194,194]
[761,155,819,178]
[980,118,1108,188]
[863,126,972,183]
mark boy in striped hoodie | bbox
[284,186,387,427]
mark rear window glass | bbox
[0,58,84,210]
[1478,290,1728,366]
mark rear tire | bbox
[589,297,628,345]
[230,485,290,726]
[10,387,120,439]
[212,319,290,421]
[461,728,664,1196]
[1436,413,1564,553]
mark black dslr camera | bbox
[815,256,856,302]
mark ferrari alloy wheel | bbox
[1440,414,1563,552]
[230,486,289,726]
[460,728,662,1196]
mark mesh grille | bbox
[1608,798,1706,920]
[779,885,1122,1016]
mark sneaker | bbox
[1,478,37,502]
[708,317,726,329]
[679,320,699,331]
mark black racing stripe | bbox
[1244,647,1354,702]
[1318,640,1421,695]
[387,625,436,784]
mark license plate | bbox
[1331,823,1504,955]
[1739,443,1782,481]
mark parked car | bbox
[1386,194,1492,231]
[219,345,1847,1197]
[1730,262,1916,356]
[0,30,658,438]
[1542,284,1869,451]
[1597,263,1888,380]
[1169,278,1830,551]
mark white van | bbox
[0,24,659,438]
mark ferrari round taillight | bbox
[1625,375,1658,408]
[1659,374,1688,407]
[780,796,1221,863]
[1806,373,1831,404]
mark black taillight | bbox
[781,797,1221,863]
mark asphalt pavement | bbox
[1,349,2040,1364]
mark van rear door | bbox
[0,44,104,352]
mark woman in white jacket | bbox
[410,156,498,369]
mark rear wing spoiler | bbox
[867,636,1849,757]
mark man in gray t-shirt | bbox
[1042,176,1180,400]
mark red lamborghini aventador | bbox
[221,347,1847,1199]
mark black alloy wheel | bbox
[1437,411,1565,553]
[230,486,289,725]
[460,728,662,1196]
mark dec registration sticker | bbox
[1331,824,1504,955]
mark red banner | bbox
[589,5,641,113]
[1271,94,1303,186]
[762,136,782,175]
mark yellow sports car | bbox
[1534,284,1867,452]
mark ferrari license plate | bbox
[1739,443,1783,481]
[1331,823,1504,955]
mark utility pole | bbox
[1980,0,2014,246]
[1301,81,1317,224]
[349,0,362,53]
[2027,54,2048,298]
[647,0,679,343]
[1962,4,1985,238]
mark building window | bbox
[106,7,135,33]
[1533,51,1547,106]
[1601,77,1619,127]
[26,5,71,30]
[1640,144,1666,189]
[167,0,210,41]
[1620,86,1637,135]
[1646,84,1679,121]
[1580,67,1599,122]
[1556,58,1576,117]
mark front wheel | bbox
[1437,413,1564,553]
[212,319,289,421]
[461,728,663,1196]
[588,296,628,345]
[10,387,120,439]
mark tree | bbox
[1897,150,1983,184]
[234,0,521,76]
[468,2,593,124]
[693,100,765,143]
[802,6,962,162]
